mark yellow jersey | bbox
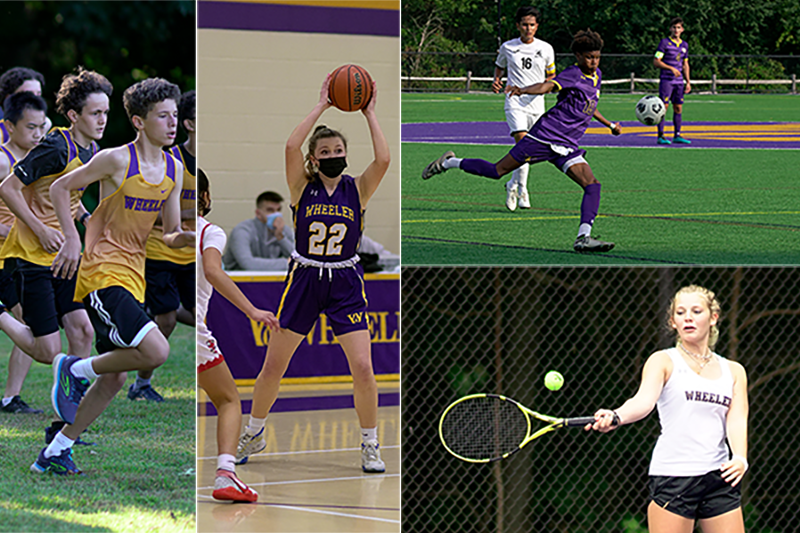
[0,145,19,269]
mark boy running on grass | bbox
[423,29,621,253]
[33,78,195,475]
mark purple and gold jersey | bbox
[655,38,688,81]
[528,65,602,150]
[292,175,363,262]
[0,123,8,144]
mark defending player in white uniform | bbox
[492,6,555,211]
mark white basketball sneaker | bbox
[236,428,266,465]
[361,440,386,473]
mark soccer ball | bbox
[635,95,666,126]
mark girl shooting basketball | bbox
[589,285,748,533]
[237,73,390,472]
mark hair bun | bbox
[313,125,328,134]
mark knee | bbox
[142,334,170,369]
[67,318,94,347]
[156,312,178,337]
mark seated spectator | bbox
[222,191,294,271]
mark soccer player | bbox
[237,74,390,472]
[197,168,279,502]
[0,92,48,414]
[33,78,194,475]
[492,6,555,211]
[423,29,620,253]
[0,68,108,370]
[654,17,691,145]
[135,90,197,403]
[0,67,52,142]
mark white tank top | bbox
[649,348,733,476]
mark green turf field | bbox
[402,93,800,265]
[0,325,195,533]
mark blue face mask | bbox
[317,156,347,178]
[266,212,282,230]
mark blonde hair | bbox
[304,125,347,181]
[668,284,721,350]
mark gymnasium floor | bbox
[197,381,400,532]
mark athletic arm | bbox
[683,59,692,93]
[654,57,681,78]
[593,109,622,135]
[202,246,279,328]
[492,66,506,93]
[721,361,749,486]
[286,75,332,205]
[356,83,390,208]
[505,80,556,96]
[162,164,195,249]
[0,172,62,252]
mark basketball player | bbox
[0,68,109,372]
[589,285,748,532]
[0,67,53,142]
[32,78,194,474]
[654,17,691,145]
[0,92,48,414]
[493,6,555,211]
[237,74,390,473]
[135,90,197,403]
[198,168,278,502]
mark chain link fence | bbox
[401,267,800,533]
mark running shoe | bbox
[236,428,266,465]
[422,150,455,180]
[657,137,671,145]
[127,383,164,402]
[361,440,386,473]
[673,135,691,144]
[212,469,258,502]
[573,234,615,253]
[518,187,531,209]
[30,447,83,475]
[505,179,518,211]
[1,395,43,414]
[51,354,90,425]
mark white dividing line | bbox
[198,444,399,462]
[198,473,400,491]
[198,495,400,524]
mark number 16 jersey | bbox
[292,175,363,262]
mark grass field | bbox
[402,93,800,265]
[0,324,195,533]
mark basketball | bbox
[328,64,373,112]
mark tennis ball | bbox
[544,371,564,391]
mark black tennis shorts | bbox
[649,470,742,519]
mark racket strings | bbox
[441,396,529,461]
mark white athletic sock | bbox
[578,223,593,238]
[71,358,99,380]
[134,376,151,389]
[217,453,236,473]
[517,163,529,190]
[2,397,12,407]
[361,427,378,444]
[246,416,266,436]
[44,431,75,458]
[442,157,462,169]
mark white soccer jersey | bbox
[649,348,734,476]
[197,216,227,337]
[496,37,556,115]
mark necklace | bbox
[679,343,713,371]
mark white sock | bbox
[44,431,75,458]
[517,163,529,190]
[578,223,593,238]
[443,157,462,169]
[246,416,266,436]
[2,397,12,407]
[71,358,99,380]
[134,376,151,389]
[361,427,378,444]
[217,453,236,473]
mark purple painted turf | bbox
[197,392,400,417]
[402,121,800,150]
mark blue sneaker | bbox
[657,136,671,145]
[51,354,90,424]
[30,447,83,475]
[673,135,692,144]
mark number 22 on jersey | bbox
[308,221,348,256]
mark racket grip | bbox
[565,417,597,427]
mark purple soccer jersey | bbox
[528,65,602,149]
[292,175,363,262]
[655,38,689,81]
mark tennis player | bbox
[589,285,748,533]
[237,73,390,472]
[198,168,278,502]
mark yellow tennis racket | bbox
[439,393,602,463]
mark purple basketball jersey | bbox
[529,65,602,149]
[292,175,363,262]
[656,38,688,81]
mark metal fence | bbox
[402,52,800,94]
[401,267,800,533]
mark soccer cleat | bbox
[573,234,615,253]
[51,354,90,425]
[518,188,531,209]
[504,179,518,211]
[236,428,266,465]
[361,440,386,473]
[422,150,455,180]
[212,469,258,503]
[30,447,83,475]
[673,135,691,144]
[127,383,164,402]
[657,136,671,145]
[1,396,44,414]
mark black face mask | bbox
[317,156,347,178]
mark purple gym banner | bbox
[205,273,399,381]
